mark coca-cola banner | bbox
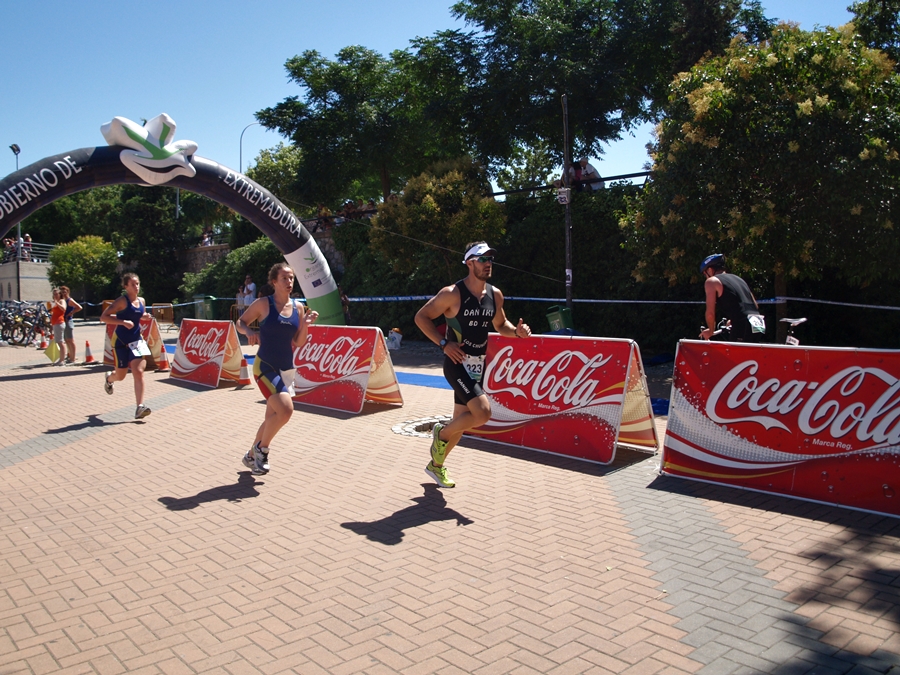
[171,319,242,388]
[292,326,402,413]
[472,336,658,464]
[102,315,167,370]
[662,341,900,516]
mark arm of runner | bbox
[700,276,721,340]
[100,297,129,328]
[292,302,318,349]
[236,297,267,346]
[415,285,465,363]
[492,288,531,338]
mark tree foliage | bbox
[369,157,507,283]
[850,0,900,66]
[257,47,456,204]
[48,235,119,302]
[621,24,900,295]
[409,0,773,168]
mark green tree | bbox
[410,0,773,167]
[257,47,454,204]
[621,24,900,336]
[369,157,507,283]
[48,235,119,304]
[227,143,311,250]
[107,186,207,302]
[850,0,900,66]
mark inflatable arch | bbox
[0,114,344,324]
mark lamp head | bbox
[9,144,20,156]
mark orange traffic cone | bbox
[83,341,97,364]
[238,358,251,386]
[39,333,49,350]
[156,346,171,372]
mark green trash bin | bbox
[546,305,574,332]
[193,294,214,320]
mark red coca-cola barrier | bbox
[292,325,402,413]
[471,335,658,464]
[170,319,242,387]
[662,341,900,517]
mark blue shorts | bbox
[111,333,142,369]
[253,357,296,400]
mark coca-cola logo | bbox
[296,336,368,377]
[706,361,900,446]
[182,326,226,360]
[484,345,612,409]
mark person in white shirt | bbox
[579,158,605,190]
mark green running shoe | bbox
[430,422,449,465]
[425,461,455,488]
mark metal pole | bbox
[561,95,573,311]
[11,147,20,301]
[239,122,261,173]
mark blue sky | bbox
[2,0,854,191]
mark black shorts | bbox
[443,357,484,406]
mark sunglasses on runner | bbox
[473,255,494,263]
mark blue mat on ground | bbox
[651,398,670,415]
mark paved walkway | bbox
[2,325,900,675]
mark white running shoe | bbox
[242,442,269,475]
[134,404,151,419]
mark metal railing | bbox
[1,241,55,264]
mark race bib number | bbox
[128,339,151,357]
[748,314,766,334]
[463,354,485,383]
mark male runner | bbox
[699,253,765,342]
[414,241,532,488]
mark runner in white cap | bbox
[414,241,532,488]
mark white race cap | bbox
[462,242,497,263]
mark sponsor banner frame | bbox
[170,319,242,388]
[467,335,658,465]
[102,315,167,370]
[292,326,402,414]
[662,340,900,517]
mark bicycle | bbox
[780,317,807,346]
[699,318,732,340]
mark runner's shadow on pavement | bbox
[341,484,474,545]
[158,472,264,510]
[45,414,131,434]
[0,367,103,383]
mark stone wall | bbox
[180,243,231,274]
[0,260,53,302]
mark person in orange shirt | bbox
[49,288,68,366]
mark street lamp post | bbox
[9,144,21,301]
[239,122,261,174]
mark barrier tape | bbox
[25,294,900,312]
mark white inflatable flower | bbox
[101,113,197,185]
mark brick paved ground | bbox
[1,324,899,674]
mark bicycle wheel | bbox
[9,323,27,345]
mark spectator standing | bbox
[339,286,352,324]
[22,234,33,261]
[242,275,257,307]
[316,203,332,230]
[49,288,68,366]
[59,286,82,364]
[579,158,605,190]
